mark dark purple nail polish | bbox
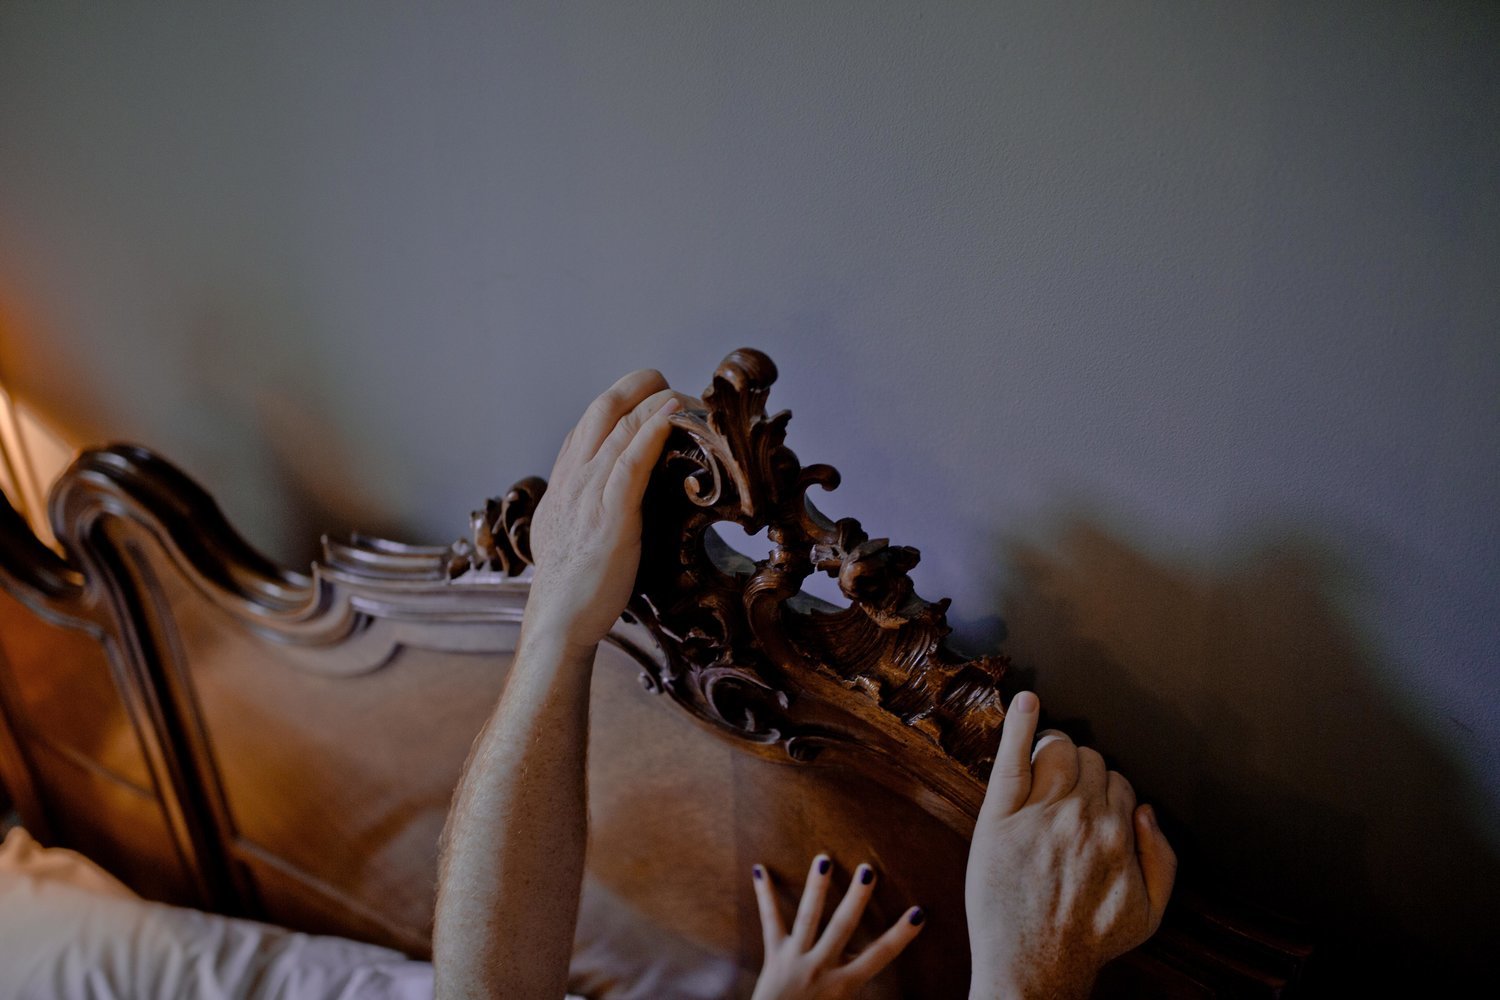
[908,907,925,926]
[817,857,831,875]
[752,864,764,880]
[859,866,874,885]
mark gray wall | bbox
[2,1,1496,986]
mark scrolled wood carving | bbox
[446,477,546,579]
[455,348,1009,788]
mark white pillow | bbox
[0,827,436,1000]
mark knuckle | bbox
[1099,816,1130,851]
[1030,742,1059,764]
[589,388,626,416]
[1032,732,1074,758]
[990,762,1030,782]
[1052,796,1086,826]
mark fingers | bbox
[1107,769,1137,817]
[1027,729,1080,803]
[601,393,682,512]
[837,906,925,984]
[759,854,923,991]
[789,854,833,949]
[569,369,669,463]
[750,864,787,951]
[980,691,1039,819]
[1134,805,1178,934]
[1076,746,1108,801]
[809,862,877,965]
[588,385,675,469]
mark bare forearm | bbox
[433,624,596,999]
[432,370,682,997]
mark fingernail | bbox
[1012,691,1038,713]
[859,865,874,885]
[816,856,831,875]
[661,398,681,414]
[1142,806,1158,830]
[908,907,925,926]
[752,864,764,881]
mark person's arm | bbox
[965,692,1177,1000]
[432,369,683,999]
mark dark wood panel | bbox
[0,586,153,789]
[0,658,47,838]
[189,634,509,939]
[234,836,432,957]
[27,739,196,904]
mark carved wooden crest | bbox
[453,348,1008,820]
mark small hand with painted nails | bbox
[749,854,925,1000]
[964,691,1177,1000]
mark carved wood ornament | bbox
[454,348,1008,827]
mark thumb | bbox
[979,691,1040,821]
[1134,805,1177,935]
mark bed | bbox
[0,348,1309,998]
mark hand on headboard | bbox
[966,691,1178,1000]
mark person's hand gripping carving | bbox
[965,692,1177,1000]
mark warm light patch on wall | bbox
[0,385,77,551]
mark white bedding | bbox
[0,828,604,1000]
[1,825,756,1000]
[0,827,436,1000]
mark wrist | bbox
[515,612,599,669]
[522,570,622,657]
[969,961,1097,1000]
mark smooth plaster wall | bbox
[1,0,1496,986]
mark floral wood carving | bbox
[456,348,1009,798]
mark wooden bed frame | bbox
[0,349,1308,997]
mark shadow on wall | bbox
[991,520,1500,990]
[178,298,411,568]
[249,386,412,565]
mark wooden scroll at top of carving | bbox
[638,351,1008,775]
[456,347,1007,825]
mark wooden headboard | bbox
[0,349,1308,997]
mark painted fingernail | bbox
[816,857,831,875]
[752,864,765,880]
[908,907,925,926]
[1012,691,1038,712]
[859,865,875,885]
